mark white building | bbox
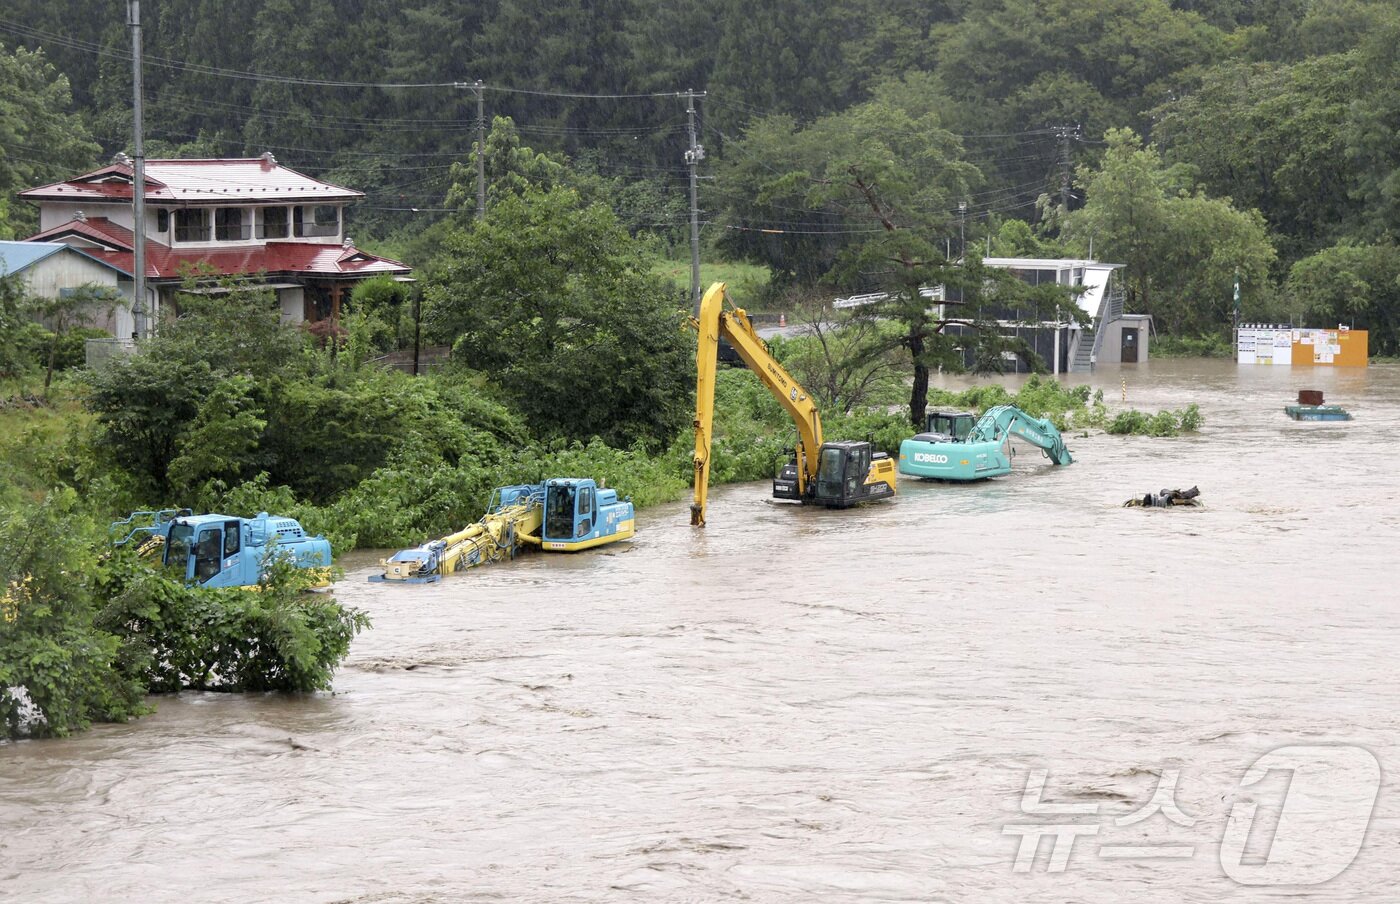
[835,257,1151,372]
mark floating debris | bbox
[1125,486,1201,508]
[1285,389,1352,421]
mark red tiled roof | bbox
[18,158,362,205]
[84,242,411,281]
[27,216,136,251]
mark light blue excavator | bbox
[898,405,1073,481]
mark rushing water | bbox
[3,359,1398,903]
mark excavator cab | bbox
[917,410,977,443]
[544,480,590,540]
[540,478,636,550]
[773,440,897,508]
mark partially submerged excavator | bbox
[898,405,1073,481]
[372,479,634,583]
[111,509,333,589]
[690,282,897,526]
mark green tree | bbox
[0,43,101,237]
[707,0,860,136]
[932,0,1226,192]
[424,186,692,448]
[1288,242,1400,355]
[1154,55,1359,260]
[1065,129,1276,334]
[165,374,268,499]
[773,290,904,414]
[444,116,572,214]
[25,284,119,394]
[0,272,30,377]
[0,490,147,739]
[713,74,979,286]
[715,79,1080,426]
[1342,19,1400,242]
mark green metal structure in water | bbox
[898,406,1073,481]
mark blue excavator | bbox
[111,510,333,588]
[372,479,635,583]
[898,405,1073,481]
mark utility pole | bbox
[1057,123,1081,216]
[684,89,706,313]
[474,81,486,220]
[958,201,967,262]
[412,291,421,377]
[127,1,147,340]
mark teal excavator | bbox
[897,405,1072,481]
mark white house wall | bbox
[40,201,135,233]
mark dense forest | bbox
[4,0,1400,347]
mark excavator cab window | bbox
[927,412,976,441]
[223,520,241,556]
[166,523,193,570]
[848,446,870,497]
[816,447,846,501]
[193,527,222,583]
[545,484,577,540]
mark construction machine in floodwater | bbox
[111,509,333,588]
[372,479,634,583]
[690,282,897,527]
[897,405,1073,481]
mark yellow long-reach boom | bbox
[690,282,896,526]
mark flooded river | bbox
[3,359,1398,902]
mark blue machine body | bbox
[113,510,332,588]
[539,478,636,551]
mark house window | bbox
[293,205,339,238]
[214,207,250,241]
[257,206,289,239]
[174,208,210,243]
[157,210,169,233]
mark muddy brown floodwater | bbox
[3,359,1399,903]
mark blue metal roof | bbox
[0,240,128,278]
[0,241,65,275]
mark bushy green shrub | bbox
[97,554,368,694]
[0,490,147,738]
[1105,404,1203,437]
[923,375,1205,435]
[1152,334,1234,358]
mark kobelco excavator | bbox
[690,282,897,526]
[898,405,1072,481]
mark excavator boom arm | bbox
[691,282,824,526]
[969,405,1073,466]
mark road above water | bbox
[3,359,1397,903]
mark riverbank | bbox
[4,358,1391,902]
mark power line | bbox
[0,18,700,99]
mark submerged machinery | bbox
[690,282,897,526]
[111,509,333,589]
[372,479,634,583]
[898,405,1073,481]
[1285,389,1352,421]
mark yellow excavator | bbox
[690,282,897,526]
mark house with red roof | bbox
[15,152,411,336]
